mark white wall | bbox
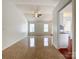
[2,0,28,50]
[59,34,69,48]
[53,0,71,48]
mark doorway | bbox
[58,2,72,59]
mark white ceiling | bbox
[60,3,72,17]
[12,0,61,22]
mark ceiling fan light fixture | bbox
[32,8,42,18]
[33,12,42,18]
[34,13,38,18]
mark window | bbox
[30,37,35,47]
[44,24,48,32]
[44,37,48,46]
[30,24,35,32]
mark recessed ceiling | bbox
[12,0,61,22]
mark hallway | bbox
[2,0,75,59]
[3,36,65,59]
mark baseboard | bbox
[2,36,28,51]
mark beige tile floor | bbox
[3,36,65,59]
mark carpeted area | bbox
[58,48,72,59]
[58,39,72,59]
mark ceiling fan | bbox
[32,8,42,18]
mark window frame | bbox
[29,23,35,32]
[44,24,48,32]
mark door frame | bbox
[57,0,76,59]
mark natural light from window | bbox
[44,37,48,46]
[30,37,35,47]
[30,24,35,32]
[44,24,48,32]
